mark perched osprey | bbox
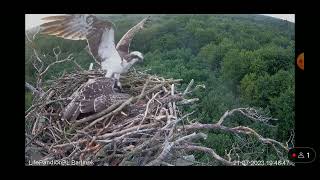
[40,14,150,89]
[60,77,131,121]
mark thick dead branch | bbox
[25,82,41,96]
[216,107,277,126]
[180,145,234,166]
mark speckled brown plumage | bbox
[60,77,131,121]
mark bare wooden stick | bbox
[180,145,234,166]
[146,132,207,166]
[73,60,84,71]
[183,79,194,95]
[89,63,94,70]
[216,108,277,126]
[25,82,40,95]
[137,77,151,102]
[81,97,134,131]
[96,128,156,144]
[53,139,88,148]
[231,126,288,151]
[183,123,288,151]
[39,53,73,77]
[97,123,159,140]
[177,98,199,105]
[74,101,125,126]
[137,91,161,131]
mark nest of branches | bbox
[25,68,290,166]
[25,69,200,165]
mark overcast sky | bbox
[261,14,295,23]
[25,14,64,30]
[25,14,295,30]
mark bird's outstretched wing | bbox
[40,14,116,63]
[116,16,151,59]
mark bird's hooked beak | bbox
[142,16,152,29]
[130,51,144,63]
[139,55,144,62]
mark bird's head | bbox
[129,51,144,63]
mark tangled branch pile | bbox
[25,68,290,166]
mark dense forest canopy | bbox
[25,14,295,163]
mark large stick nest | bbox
[25,69,208,166]
[25,69,290,166]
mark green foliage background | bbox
[25,14,295,163]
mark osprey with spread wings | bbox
[39,14,151,121]
[40,14,150,88]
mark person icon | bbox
[298,152,304,159]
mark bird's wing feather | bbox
[116,16,151,58]
[93,95,109,112]
[40,14,115,63]
[60,98,80,121]
[79,100,94,113]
